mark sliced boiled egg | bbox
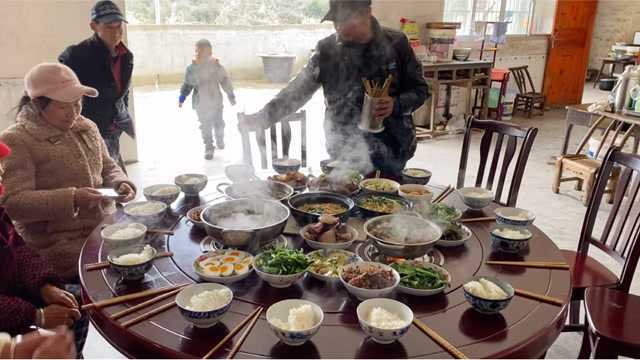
[222,256,238,263]
[200,258,220,267]
[203,264,221,277]
[220,264,234,276]
[241,257,253,266]
[227,250,245,259]
[234,263,249,275]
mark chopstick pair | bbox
[203,306,263,359]
[84,251,174,271]
[82,284,188,311]
[485,260,570,270]
[459,217,495,223]
[433,185,454,204]
[514,288,564,307]
[413,319,467,359]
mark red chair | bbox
[560,148,640,357]
[488,69,510,121]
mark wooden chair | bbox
[509,66,545,118]
[487,69,510,121]
[457,116,538,207]
[557,148,640,358]
[238,111,307,170]
[553,116,637,205]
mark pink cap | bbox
[25,63,98,102]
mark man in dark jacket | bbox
[59,0,134,169]
[241,0,428,178]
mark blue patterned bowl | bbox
[494,207,536,227]
[175,174,208,196]
[463,277,514,315]
[458,187,494,209]
[143,184,181,205]
[490,225,533,254]
[266,300,324,346]
[107,245,156,281]
[124,201,168,225]
[356,298,413,344]
[176,283,233,328]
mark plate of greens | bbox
[253,248,312,288]
[391,261,451,296]
[419,203,462,225]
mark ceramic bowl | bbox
[143,184,181,205]
[436,223,472,248]
[301,224,358,251]
[306,249,360,282]
[340,262,400,301]
[174,174,208,196]
[176,283,233,328]
[266,299,324,346]
[494,207,536,227]
[360,178,401,195]
[355,193,412,218]
[272,158,302,174]
[463,277,515,314]
[490,225,533,253]
[396,262,451,297]
[186,205,207,229]
[124,201,168,225]
[107,245,156,281]
[101,223,147,248]
[356,298,413,344]
[458,187,494,209]
[401,168,432,185]
[288,191,354,226]
[193,250,254,284]
[253,253,307,288]
[398,184,433,204]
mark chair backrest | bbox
[579,148,640,292]
[508,66,537,94]
[573,117,637,157]
[239,111,307,170]
[457,116,539,207]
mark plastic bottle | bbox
[613,65,633,112]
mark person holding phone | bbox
[0,63,137,352]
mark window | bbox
[443,0,555,35]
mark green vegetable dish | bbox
[430,203,461,223]
[358,196,405,214]
[391,262,449,290]
[308,250,355,278]
[255,248,311,275]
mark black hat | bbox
[321,0,372,23]
[91,0,127,24]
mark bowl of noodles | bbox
[288,192,354,226]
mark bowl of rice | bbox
[463,277,514,314]
[107,245,157,281]
[266,299,324,346]
[175,174,208,196]
[101,223,147,248]
[124,201,168,225]
[176,283,233,328]
[490,225,533,253]
[356,298,413,344]
[494,207,535,227]
[143,184,181,205]
[458,187,494,209]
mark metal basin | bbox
[201,199,290,254]
[217,180,294,203]
[364,214,442,259]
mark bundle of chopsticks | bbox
[433,185,454,204]
[362,75,393,98]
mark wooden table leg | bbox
[594,61,606,88]
[561,123,574,156]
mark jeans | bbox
[64,283,89,354]
[196,108,225,148]
[103,133,128,174]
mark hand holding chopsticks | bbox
[362,75,393,98]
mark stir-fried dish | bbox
[391,262,448,290]
[268,172,308,188]
[341,266,396,289]
[308,250,355,278]
[303,215,355,243]
[298,203,348,215]
[369,220,427,244]
[428,203,461,223]
[363,179,397,193]
[440,223,467,241]
[403,169,429,178]
[358,196,405,214]
[255,248,311,275]
[308,174,361,195]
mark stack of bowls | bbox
[491,207,536,253]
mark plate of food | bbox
[288,192,354,226]
[339,261,400,300]
[193,249,254,284]
[307,249,359,282]
[436,222,472,247]
[253,248,311,288]
[360,178,400,195]
[417,203,463,225]
[187,205,207,229]
[301,215,358,250]
[391,261,450,296]
[268,172,309,192]
[308,173,362,197]
[355,193,411,218]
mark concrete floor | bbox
[82,82,634,359]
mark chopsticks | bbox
[486,260,570,270]
[514,288,564,307]
[459,217,495,223]
[227,307,263,359]
[413,319,467,359]
[203,307,264,359]
[433,185,454,204]
[82,284,186,311]
[121,300,177,328]
[84,251,174,271]
[362,75,394,98]
[110,287,183,320]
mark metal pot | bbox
[364,214,442,259]
[288,191,355,226]
[201,199,290,254]
[216,180,294,203]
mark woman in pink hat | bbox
[0,63,137,352]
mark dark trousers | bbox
[65,283,89,354]
[196,108,225,148]
[103,133,128,174]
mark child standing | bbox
[179,39,236,160]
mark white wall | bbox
[588,0,640,70]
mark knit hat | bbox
[25,63,98,102]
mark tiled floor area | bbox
[82,82,633,358]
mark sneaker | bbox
[216,139,225,150]
[204,147,215,160]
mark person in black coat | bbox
[241,0,428,179]
[59,0,134,170]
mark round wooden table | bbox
[80,180,570,358]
